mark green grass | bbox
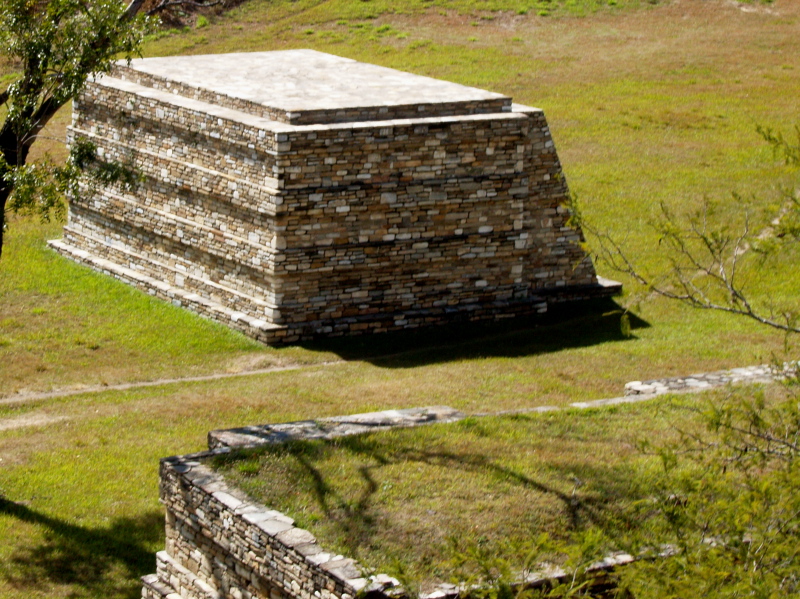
[0,217,333,396]
[208,393,718,590]
[3,0,798,396]
[1,0,799,597]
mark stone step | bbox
[141,573,181,599]
[70,179,277,251]
[70,119,278,196]
[70,125,281,214]
[49,238,288,344]
[71,186,278,274]
[155,551,224,599]
[62,216,279,312]
[110,53,512,126]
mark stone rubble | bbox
[624,363,797,397]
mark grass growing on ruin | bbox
[209,393,736,590]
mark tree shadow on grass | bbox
[225,412,645,567]
[329,429,640,547]
[0,497,162,599]
[298,298,649,369]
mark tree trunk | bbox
[124,0,147,19]
[0,126,27,260]
[0,183,10,259]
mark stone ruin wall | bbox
[144,407,634,599]
[62,77,285,317]
[146,455,368,599]
[274,109,592,332]
[144,408,469,599]
[53,60,612,344]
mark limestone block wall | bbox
[270,109,594,328]
[143,407,466,599]
[144,406,634,599]
[63,77,284,312]
[149,455,370,599]
[50,51,618,344]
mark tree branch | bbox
[146,0,223,16]
[15,94,62,153]
[124,0,148,20]
[581,201,800,335]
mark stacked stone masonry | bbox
[143,362,790,599]
[144,406,638,599]
[51,50,619,343]
[148,456,370,599]
[142,407,465,599]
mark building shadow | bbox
[299,297,649,369]
[0,496,163,599]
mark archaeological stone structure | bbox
[50,50,619,344]
[144,407,635,599]
[144,408,464,599]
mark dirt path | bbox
[0,360,345,407]
[3,361,790,434]
[0,412,68,432]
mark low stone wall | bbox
[147,353,799,599]
[153,454,369,599]
[144,408,465,599]
[144,405,644,599]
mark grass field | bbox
[210,381,780,591]
[1,0,799,597]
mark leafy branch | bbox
[0,0,153,257]
[572,125,800,335]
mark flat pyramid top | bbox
[115,49,511,125]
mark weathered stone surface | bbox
[208,406,466,450]
[276,528,316,548]
[50,50,618,344]
[112,50,509,125]
[623,363,797,397]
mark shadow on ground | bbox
[0,497,163,598]
[216,410,646,573]
[299,298,649,368]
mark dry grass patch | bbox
[0,214,333,397]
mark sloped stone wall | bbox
[51,51,618,344]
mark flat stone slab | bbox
[623,362,797,397]
[208,405,465,449]
[115,49,510,124]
